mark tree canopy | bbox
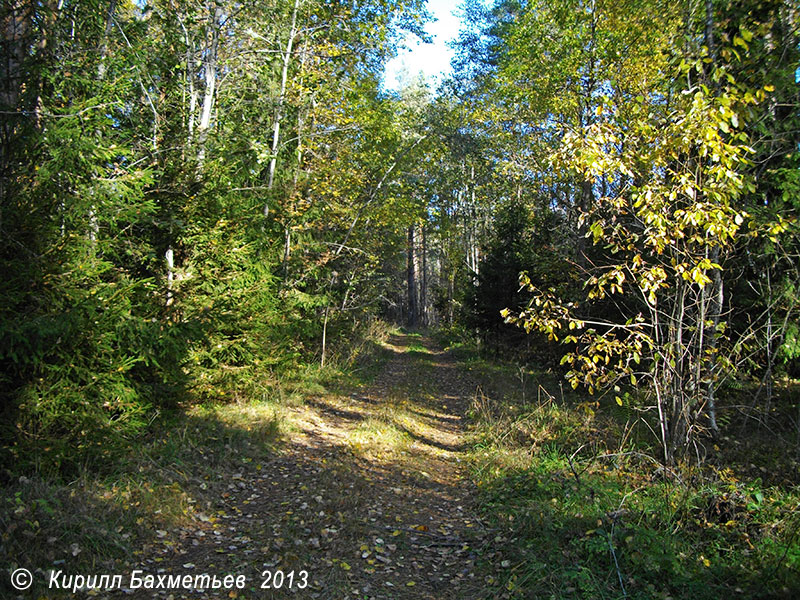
[1,0,798,475]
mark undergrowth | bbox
[0,319,393,597]
[455,337,800,600]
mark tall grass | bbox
[459,341,800,599]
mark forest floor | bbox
[6,331,799,599]
[114,333,502,599]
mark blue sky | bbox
[383,0,464,91]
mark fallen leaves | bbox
[112,334,496,598]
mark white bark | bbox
[177,15,196,144]
[196,5,222,168]
[266,0,301,198]
[165,246,175,306]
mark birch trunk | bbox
[282,37,310,279]
[96,0,117,81]
[266,0,301,194]
[177,15,196,145]
[196,5,222,169]
[702,0,720,435]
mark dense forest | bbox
[1,0,799,598]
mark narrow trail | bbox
[126,334,504,599]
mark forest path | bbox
[128,333,503,599]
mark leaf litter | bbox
[99,334,505,599]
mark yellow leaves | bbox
[765,214,794,242]
[507,79,758,402]
[567,319,583,331]
[676,258,722,288]
[552,122,631,179]
[732,35,748,51]
[688,267,712,287]
[589,220,605,242]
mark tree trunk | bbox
[95,0,118,81]
[321,303,329,367]
[421,224,428,326]
[88,0,118,255]
[1,1,31,110]
[407,225,418,327]
[704,0,715,59]
[701,0,720,436]
[704,248,722,435]
[448,268,455,325]
[177,14,197,146]
[32,0,60,129]
[266,0,300,199]
[196,5,222,169]
[165,246,175,306]
[576,177,593,267]
[282,37,310,281]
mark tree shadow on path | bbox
[112,333,505,600]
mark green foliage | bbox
[466,358,800,599]
[464,197,575,361]
[0,393,288,595]
[468,203,541,322]
[0,0,433,479]
[490,0,800,463]
[779,321,800,365]
[0,97,184,474]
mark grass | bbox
[452,335,800,600]
[0,395,289,594]
[1,320,398,595]
[5,323,797,599]
[348,415,415,457]
[0,321,393,598]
